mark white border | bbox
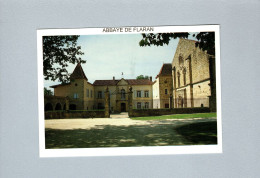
[37,25,222,157]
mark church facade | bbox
[172,38,212,108]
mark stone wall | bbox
[129,107,210,117]
[45,110,106,119]
[172,38,211,108]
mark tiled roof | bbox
[70,62,88,80]
[93,79,153,86]
[127,79,153,85]
[156,63,172,78]
[93,80,119,86]
[50,83,71,88]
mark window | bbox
[91,90,93,98]
[137,91,141,97]
[145,91,149,97]
[137,102,141,109]
[179,55,184,66]
[121,89,126,99]
[73,93,79,99]
[183,68,186,85]
[98,91,102,99]
[177,71,180,87]
[86,89,89,97]
[145,102,149,109]
[165,89,168,95]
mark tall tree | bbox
[43,35,85,83]
[139,32,215,55]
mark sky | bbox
[44,33,197,90]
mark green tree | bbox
[139,32,215,55]
[136,75,149,80]
[44,87,53,96]
[43,35,85,83]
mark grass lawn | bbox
[131,112,216,120]
[175,121,217,144]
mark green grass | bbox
[131,112,216,120]
[175,121,217,144]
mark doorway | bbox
[121,103,126,112]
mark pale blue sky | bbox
[44,33,197,90]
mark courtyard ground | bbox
[45,113,217,149]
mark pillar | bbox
[105,86,110,118]
[169,93,173,109]
[187,55,194,108]
[172,67,177,108]
[128,86,133,117]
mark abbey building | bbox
[44,38,216,113]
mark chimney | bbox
[150,76,152,81]
[113,76,115,80]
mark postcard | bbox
[37,25,222,157]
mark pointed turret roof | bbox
[70,62,88,80]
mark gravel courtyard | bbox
[45,115,217,148]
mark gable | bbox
[117,79,128,86]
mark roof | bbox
[93,79,153,86]
[156,63,172,78]
[70,62,88,80]
[50,83,70,88]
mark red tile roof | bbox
[156,63,172,78]
[93,79,153,86]
[70,62,88,80]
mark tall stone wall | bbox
[172,38,211,108]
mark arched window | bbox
[121,89,126,99]
[179,55,184,66]
[183,68,186,85]
[177,71,180,88]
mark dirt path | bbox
[45,117,217,148]
[45,117,216,130]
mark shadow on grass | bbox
[45,124,188,149]
[46,121,217,149]
[175,121,217,144]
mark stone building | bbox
[172,38,213,108]
[46,63,153,113]
[153,63,173,108]
[93,78,153,113]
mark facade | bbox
[45,38,216,113]
[93,78,153,113]
[172,38,212,108]
[153,63,173,108]
[46,63,153,113]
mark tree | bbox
[136,75,149,80]
[139,32,215,55]
[44,87,53,96]
[43,35,85,83]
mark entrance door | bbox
[121,103,126,112]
